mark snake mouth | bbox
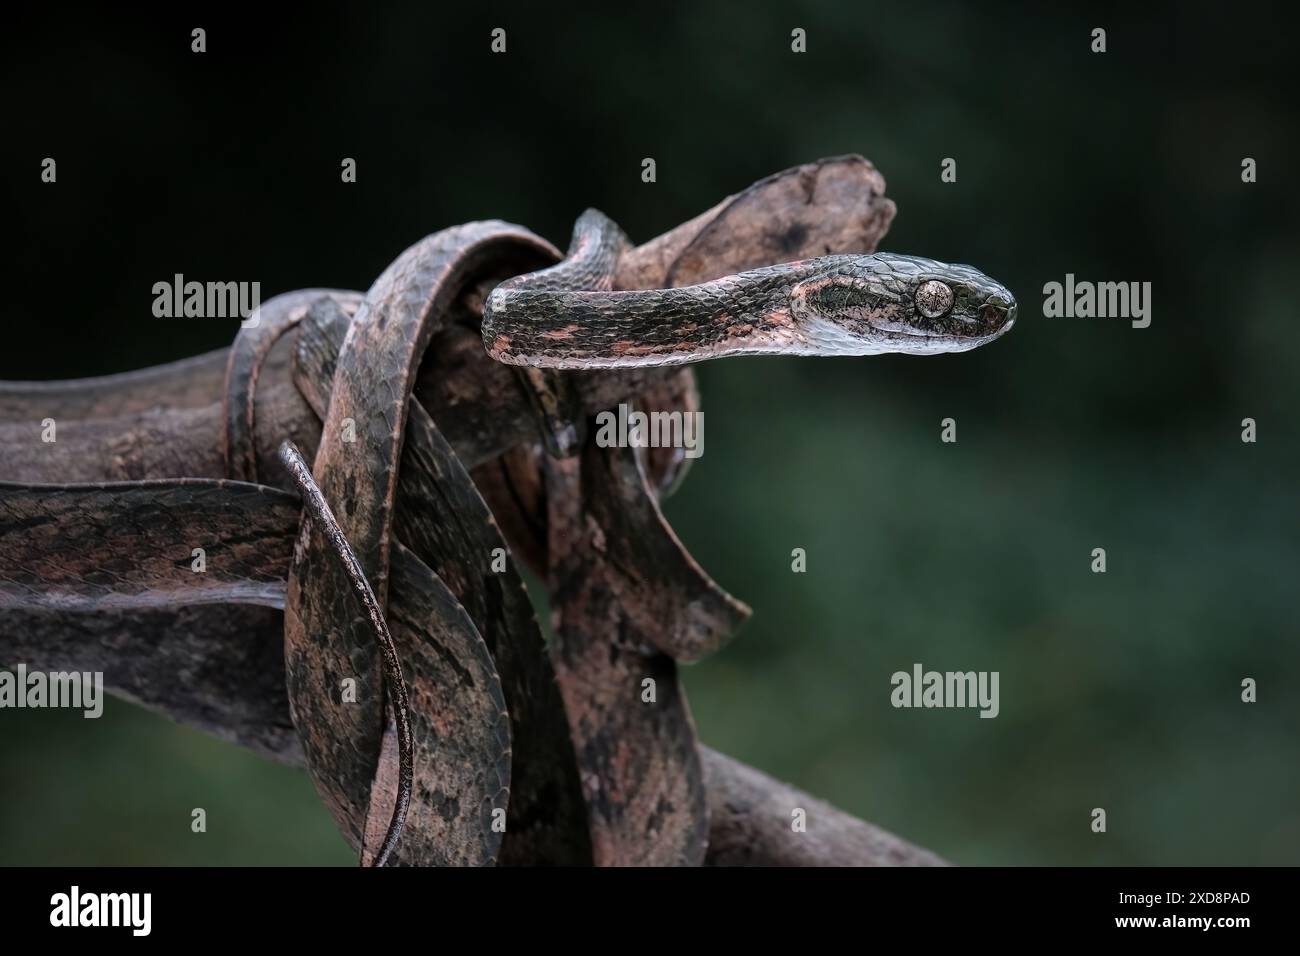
[979,295,1017,336]
[895,328,1009,355]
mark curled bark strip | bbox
[363,545,510,866]
[278,441,412,868]
[306,220,557,603]
[660,155,896,290]
[295,297,590,864]
[580,429,749,663]
[284,221,554,860]
[223,290,362,482]
[545,445,709,865]
[613,155,893,292]
[468,446,549,577]
[636,369,702,500]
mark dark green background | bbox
[2,2,1296,865]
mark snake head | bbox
[788,253,1016,356]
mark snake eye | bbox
[915,280,954,319]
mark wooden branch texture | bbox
[0,156,947,866]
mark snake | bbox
[484,209,1016,370]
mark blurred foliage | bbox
[1,2,1295,864]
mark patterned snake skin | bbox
[484,210,1016,368]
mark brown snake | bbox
[485,208,1015,369]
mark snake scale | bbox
[0,156,1014,865]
